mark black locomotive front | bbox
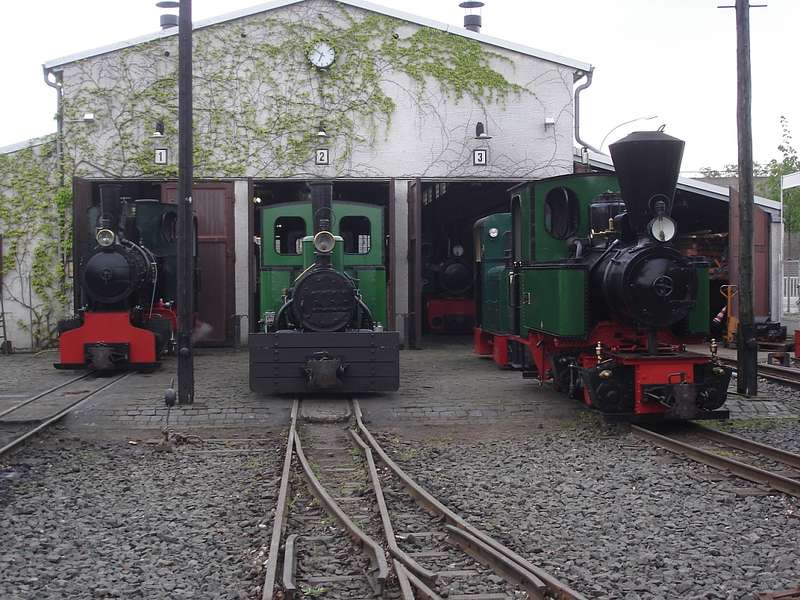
[249,183,399,394]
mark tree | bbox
[764,116,800,257]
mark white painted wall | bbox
[55,0,578,181]
[233,180,250,345]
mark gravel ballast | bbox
[381,422,800,599]
[0,437,281,600]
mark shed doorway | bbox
[407,180,517,349]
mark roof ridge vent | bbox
[459,1,484,33]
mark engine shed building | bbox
[0,0,783,351]
[18,0,591,349]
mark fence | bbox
[784,260,800,314]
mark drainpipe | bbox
[42,66,64,188]
[574,68,602,155]
[43,66,68,318]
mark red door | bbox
[729,187,771,318]
[163,182,235,346]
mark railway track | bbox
[632,422,800,497]
[0,372,129,457]
[263,399,587,600]
[718,357,800,389]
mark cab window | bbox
[544,187,579,240]
[341,216,371,254]
[274,217,305,255]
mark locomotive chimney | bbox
[310,181,333,234]
[98,183,123,231]
[459,1,484,33]
[608,130,685,235]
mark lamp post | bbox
[599,115,658,152]
[157,0,194,405]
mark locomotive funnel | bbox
[609,131,685,234]
[310,181,333,234]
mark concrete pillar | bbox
[393,179,409,345]
[234,179,250,345]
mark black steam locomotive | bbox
[249,182,399,394]
[56,184,184,371]
[475,131,732,420]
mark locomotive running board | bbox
[249,331,400,394]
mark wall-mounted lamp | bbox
[544,117,555,129]
[151,120,165,137]
[253,196,262,204]
[475,121,492,140]
[66,112,95,124]
[156,1,179,29]
[316,122,329,139]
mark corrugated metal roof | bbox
[576,148,781,215]
[42,0,592,72]
[0,134,56,156]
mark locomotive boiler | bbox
[474,131,731,420]
[249,182,399,394]
[56,184,182,371]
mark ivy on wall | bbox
[61,1,530,178]
[0,141,71,348]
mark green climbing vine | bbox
[60,2,530,178]
[2,0,560,349]
[0,140,71,349]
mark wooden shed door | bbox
[163,183,235,346]
[728,187,771,318]
[407,179,422,349]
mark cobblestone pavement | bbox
[1,338,798,440]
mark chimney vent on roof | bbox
[459,1,484,33]
[160,14,178,29]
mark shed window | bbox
[544,187,579,240]
[274,217,306,255]
[341,216,371,254]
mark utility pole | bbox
[720,0,765,395]
[177,0,195,404]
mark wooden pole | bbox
[177,0,194,404]
[735,0,757,396]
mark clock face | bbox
[308,41,335,68]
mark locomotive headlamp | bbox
[488,227,499,238]
[96,228,115,247]
[452,244,465,257]
[313,230,336,253]
[648,215,677,243]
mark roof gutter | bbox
[574,68,601,154]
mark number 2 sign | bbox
[315,148,330,165]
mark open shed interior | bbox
[418,180,515,338]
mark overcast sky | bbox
[0,0,796,174]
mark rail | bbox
[0,372,129,457]
[263,399,589,599]
[631,424,800,497]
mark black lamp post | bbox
[158,0,194,405]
